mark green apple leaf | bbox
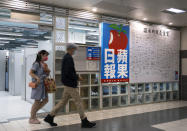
[109,24,120,31]
[119,24,123,32]
[122,30,127,34]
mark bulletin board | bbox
[130,22,180,83]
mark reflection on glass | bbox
[153,93,159,102]
[121,96,128,105]
[166,83,171,91]
[166,92,171,100]
[112,85,119,95]
[145,83,152,92]
[103,97,110,108]
[80,87,89,98]
[137,94,144,104]
[173,91,178,100]
[91,86,99,96]
[173,83,179,91]
[55,88,64,100]
[145,93,151,103]
[102,86,110,95]
[121,85,127,94]
[130,94,137,104]
[130,84,136,93]
[91,99,99,109]
[91,74,99,85]
[138,84,144,93]
[112,96,119,107]
[153,83,159,92]
[160,83,165,91]
[160,92,166,101]
[80,74,89,85]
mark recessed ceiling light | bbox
[169,22,173,25]
[143,18,147,21]
[92,7,97,12]
[166,8,186,13]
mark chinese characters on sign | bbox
[101,23,129,83]
[144,28,169,37]
[104,49,128,80]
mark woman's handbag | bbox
[44,76,56,93]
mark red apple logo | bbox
[108,24,128,55]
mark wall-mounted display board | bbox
[130,21,180,83]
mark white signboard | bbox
[130,21,180,83]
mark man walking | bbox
[44,43,96,128]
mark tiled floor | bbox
[1,101,187,131]
[0,91,44,123]
[153,118,187,131]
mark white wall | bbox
[24,48,38,102]
[8,51,15,95]
[24,48,38,57]
[0,51,6,91]
[8,51,24,96]
[14,52,24,96]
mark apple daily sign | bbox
[101,23,129,83]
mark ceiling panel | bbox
[0,25,51,50]
[30,0,187,27]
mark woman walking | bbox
[29,50,50,124]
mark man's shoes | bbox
[44,114,58,126]
[81,117,96,128]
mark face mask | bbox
[43,56,48,61]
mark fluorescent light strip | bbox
[69,25,98,32]
[44,36,51,39]
[0,32,23,36]
[21,45,38,47]
[86,40,99,43]
[87,32,99,36]
[0,41,9,44]
[166,8,186,13]
[0,37,15,40]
